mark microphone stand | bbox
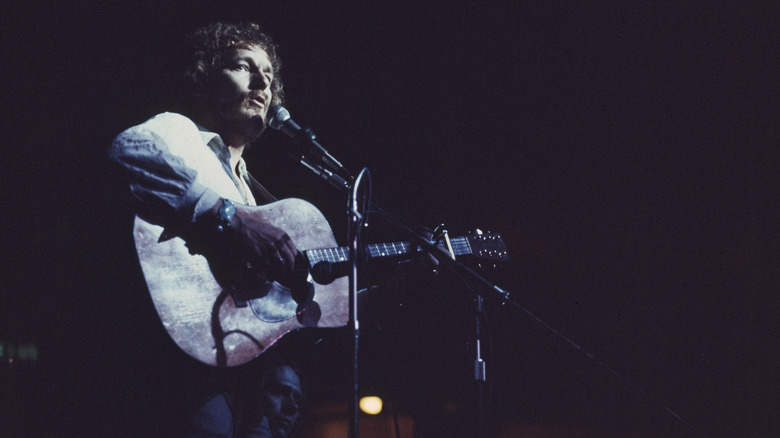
[286,126,366,437]
[289,131,710,438]
[473,294,487,438]
[283,121,513,437]
[371,212,510,438]
[348,168,370,438]
[298,156,352,192]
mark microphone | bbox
[267,105,302,137]
[309,261,350,285]
[267,106,348,175]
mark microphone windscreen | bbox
[268,106,290,130]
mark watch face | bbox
[217,200,236,232]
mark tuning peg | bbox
[477,262,500,272]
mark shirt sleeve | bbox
[108,113,221,226]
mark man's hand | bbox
[231,205,298,279]
[188,200,299,288]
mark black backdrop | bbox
[2,1,777,437]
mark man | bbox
[111,21,438,437]
[188,355,304,438]
[238,357,304,438]
[110,22,297,288]
[110,22,301,437]
[257,364,302,438]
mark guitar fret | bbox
[329,247,345,262]
[307,247,349,265]
[450,237,471,256]
[450,246,469,256]
[366,241,411,259]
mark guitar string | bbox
[307,236,495,264]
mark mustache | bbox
[243,92,267,104]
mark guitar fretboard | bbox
[304,236,473,266]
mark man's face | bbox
[203,45,274,143]
[260,365,302,438]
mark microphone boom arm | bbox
[299,156,352,192]
[294,127,350,177]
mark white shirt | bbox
[109,112,256,226]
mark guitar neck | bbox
[304,236,474,266]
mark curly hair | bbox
[182,22,284,106]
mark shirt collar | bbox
[196,123,249,178]
[195,122,219,143]
[194,122,228,159]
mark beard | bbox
[211,92,268,146]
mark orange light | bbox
[359,396,383,415]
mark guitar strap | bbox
[246,171,277,205]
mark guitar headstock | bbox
[465,229,510,268]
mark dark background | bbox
[2,1,777,437]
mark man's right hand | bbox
[230,205,298,279]
[190,200,299,288]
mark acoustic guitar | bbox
[134,198,508,367]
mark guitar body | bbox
[134,198,348,367]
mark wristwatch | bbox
[216,199,236,232]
